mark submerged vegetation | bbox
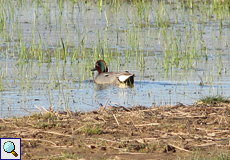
[0,0,230,116]
[1,0,230,67]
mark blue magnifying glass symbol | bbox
[3,141,18,157]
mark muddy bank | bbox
[1,103,230,159]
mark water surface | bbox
[1,0,230,117]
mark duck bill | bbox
[91,68,97,71]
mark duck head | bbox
[91,60,108,74]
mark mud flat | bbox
[1,102,230,159]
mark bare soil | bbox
[1,102,230,160]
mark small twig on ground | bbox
[22,138,57,146]
[50,145,73,148]
[98,138,121,143]
[119,152,147,155]
[113,114,120,125]
[195,127,210,133]
[134,123,159,127]
[194,142,216,147]
[168,143,192,153]
[36,130,73,137]
[74,125,86,132]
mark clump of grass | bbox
[37,122,49,129]
[198,95,229,105]
[31,112,57,120]
[42,113,58,120]
[60,153,81,160]
[37,122,57,129]
[127,143,146,152]
[191,151,230,160]
[80,124,103,135]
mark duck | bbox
[91,60,134,85]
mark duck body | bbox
[94,71,134,85]
[91,60,134,85]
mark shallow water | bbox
[1,0,230,117]
[1,76,230,118]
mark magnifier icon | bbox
[3,141,18,157]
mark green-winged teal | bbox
[91,60,134,85]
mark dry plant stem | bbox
[134,123,160,127]
[22,138,57,146]
[98,138,122,144]
[22,138,74,148]
[0,118,7,123]
[35,130,73,137]
[113,114,120,125]
[66,108,72,117]
[168,143,192,153]
[194,143,216,147]
[119,152,147,155]
[20,106,32,113]
[42,106,48,112]
[34,105,42,112]
[74,124,87,132]
[99,98,110,113]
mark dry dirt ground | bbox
[1,102,230,160]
